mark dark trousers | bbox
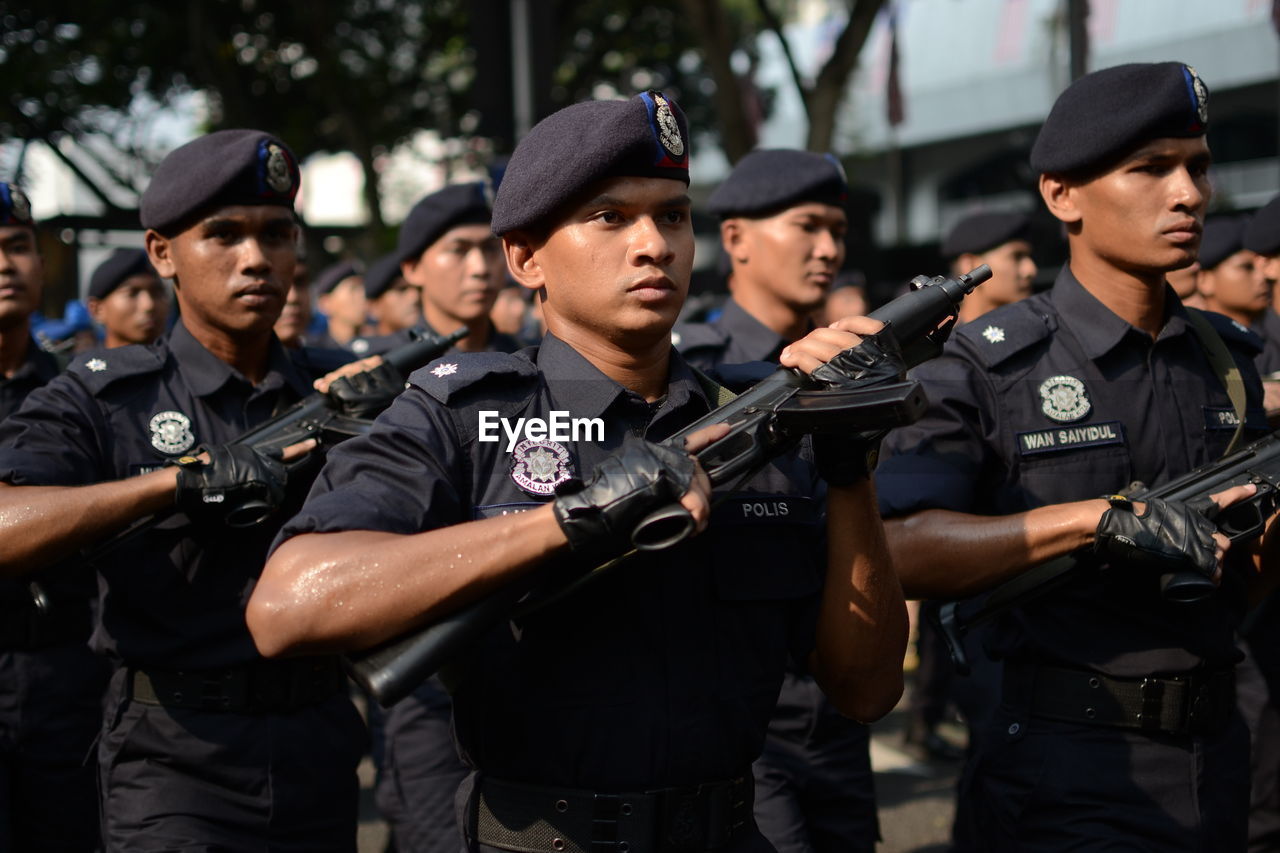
[98,668,365,852]
[973,689,1250,851]
[1238,639,1280,852]
[376,677,470,853]
[0,643,110,853]
[751,672,878,853]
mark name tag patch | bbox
[1203,407,1268,431]
[1017,420,1125,456]
[712,495,818,526]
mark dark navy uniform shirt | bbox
[0,339,58,421]
[876,267,1268,677]
[280,333,826,790]
[0,321,337,670]
[674,298,792,370]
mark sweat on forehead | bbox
[490,91,690,237]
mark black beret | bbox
[1031,62,1208,176]
[397,183,492,261]
[363,253,405,300]
[941,211,1031,258]
[0,182,34,228]
[1244,194,1280,257]
[88,248,157,300]
[707,150,848,218]
[140,129,301,234]
[314,260,362,295]
[491,90,689,236]
[1198,215,1247,271]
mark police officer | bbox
[0,130,366,850]
[361,251,423,341]
[1194,215,1268,329]
[397,183,516,353]
[0,184,57,420]
[674,149,847,368]
[314,260,368,350]
[248,91,910,853]
[875,62,1275,850]
[676,148,879,853]
[373,184,520,853]
[1244,197,1280,373]
[275,238,313,349]
[942,211,1037,326]
[0,182,109,853]
[86,247,170,348]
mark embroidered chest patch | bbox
[508,438,574,496]
[149,410,195,454]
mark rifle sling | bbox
[1186,308,1247,456]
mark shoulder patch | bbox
[409,350,538,404]
[1191,308,1264,356]
[953,300,1054,368]
[66,345,164,394]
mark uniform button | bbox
[554,799,568,813]
[1085,707,1097,719]
[1008,722,1020,735]
[618,843,630,852]
[1088,677,1100,689]
[552,838,566,851]
[620,802,633,816]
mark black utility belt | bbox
[1007,662,1236,737]
[127,657,346,714]
[0,599,92,650]
[475,774,754,853]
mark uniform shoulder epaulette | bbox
[1190,308,1264,355]
[952,298,1054,368]
[707,360,775,392]
[671,321,729,355]
[65,345,165,394]
[409,350,538,404]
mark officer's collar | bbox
[1052,265,1194,360]
[169,320,312,398]
[12,339,59,384]
[536,332,707,423]
[718,298,793,362]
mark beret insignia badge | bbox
[651,92,685,159]
[509,438,574,497]
[1039,375,1091,423]
[149,410,195,454]
[1184,65,1208,127]
[264,143,294,194]
[7,186,30,224]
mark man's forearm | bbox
[886,501,1108,600]
[247,504,571,658]
[0,471,179,577]
[811,480,909,723]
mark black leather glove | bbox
[327,362,406,419]
[552,434,698,558]
[174,444,288,527]
[1094,495,1220,580]
[808,329,907,485]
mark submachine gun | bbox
[81,325,468,554]
[937,431,1280,675]
[346,265,994,706]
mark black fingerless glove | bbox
[327,362,406,419]
[174,444,288,527]
[1094,495,1219,579]
[808,329,907,486]
[552,434,697,559]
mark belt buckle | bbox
[200,670,238,711]
[1138,677,1164,732]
